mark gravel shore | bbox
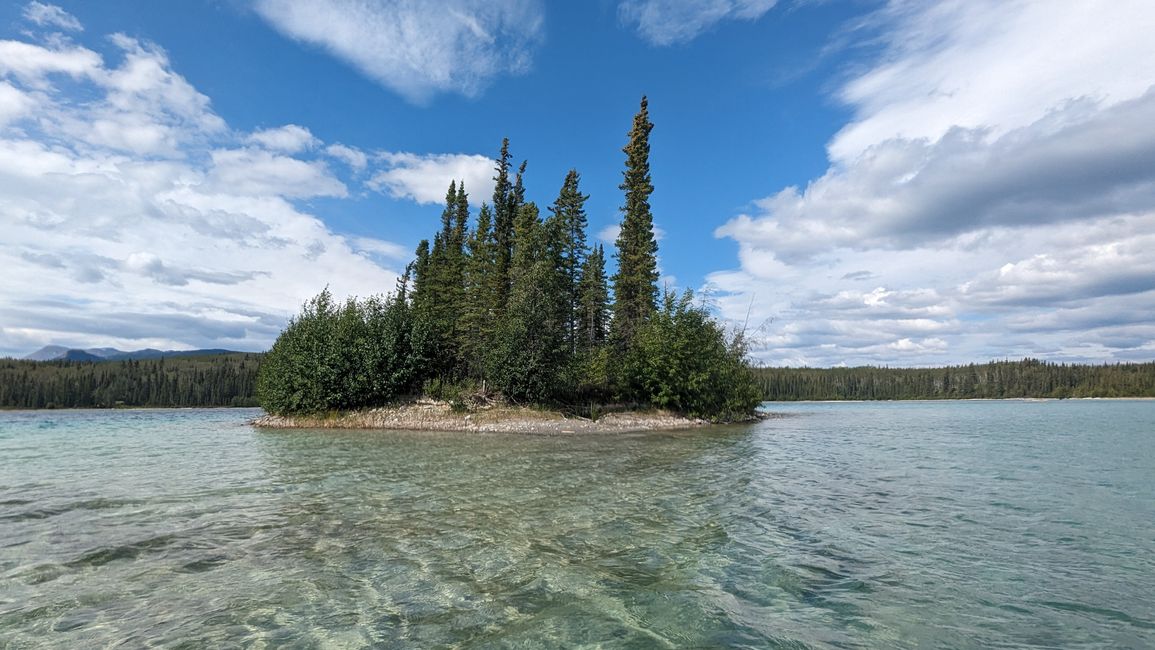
[251,400,763,434]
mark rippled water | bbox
[1,401,1153,648]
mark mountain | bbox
[22,346,245,361]
[24,345,71,361]
[59,350,104,362]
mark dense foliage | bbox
[756,359,1155,400]
[258,98,762,420]
[256,289,423,415]
[0,354,259,409]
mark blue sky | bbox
[2,0,1154,366]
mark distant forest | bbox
[4,356,1153,410]
[0,354,260,409]
[757,359,1155,401]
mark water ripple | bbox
[0,404,1153,648]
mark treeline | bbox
[0,354,260,409]
[756,359,1155,400]
[258,98,761,420]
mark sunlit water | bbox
[1,401,1153,648]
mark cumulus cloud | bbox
[22,2,82,32]
[252,0,544,103]
[205,148,347,199]
[246,124,319,153]
[369,152,496,205]
[711,0,1155,366]
[325,143,368,171]
[0,30,404,356]
[0,39,100,82]
[619,0,777,46]
[718,91,1155,261]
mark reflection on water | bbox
[1,402,1153,648]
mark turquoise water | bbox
[1,401,1153,648]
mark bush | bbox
[257,289,423,415]
[622,289,761,420]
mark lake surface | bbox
[1,401,1153,648]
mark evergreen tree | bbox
[511,201,540,272]
[492,139,515,311]
[462,203,498,376]
[453,181,469,250]
[549,169,590,352]
[487,202,568,402]
[611,96,659,350]
[420,181,470,380]
[576,244,610,350]
[410,239,431,307]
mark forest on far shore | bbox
[0,354,259,409]
[2,357,1153,410]
[756,359,1155,400]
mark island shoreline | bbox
[250,400,769,434]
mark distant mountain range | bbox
[23,346,244,362]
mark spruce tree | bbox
[576,244,609,349]
[410,239,431,308]
[462,203,497,377]
[492,139,514,311]
[488,202,568,402]
[611,96,659,350]
[549,169,590,352]
[445,181,469,376]
[416,181,470,382]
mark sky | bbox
[1,0,1153,367]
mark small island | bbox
[254,98,763,430]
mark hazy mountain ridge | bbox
[22,346,242,361]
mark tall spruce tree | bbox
[487,202,568,402]
[462,203,497,377]
[611,96,659,350]
[410,239,431,308]
[445,181,469,376]
[492,139,515,311]
[576,244,610,350]
[417,181,470,381]
[549,169,590,352]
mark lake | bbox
[1,401,1153,648]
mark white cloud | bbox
[0,39,100,82]
[0,30,404,356]
[711,1,1155,366]
[247,124,319,153]
[325,143,368,171]
[252,0,544,103]
[0,81,36,126]
[718,90,1155,261]
[369,152,495,205]
[22,2,82,32]
[206,148,347,199]
[619,0,776,46]
[831,0,1155,163]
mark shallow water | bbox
[1,401,1153,648]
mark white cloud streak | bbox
[252,0,545,103]
[369,152,496,205]
[22,2,82,32]
[619,0,777,46]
